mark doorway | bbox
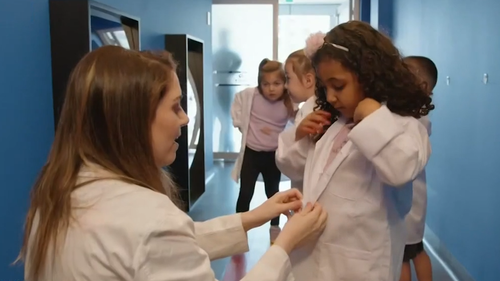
[211,0,278,161]
[211,0,359,162]
[278,0,359,62]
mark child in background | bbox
[284,49,317,124]
[277,49,317,192]
[276,21,434,281]
[400,55,438,281]
[231,59,295,244]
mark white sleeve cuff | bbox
[348,105,404,160]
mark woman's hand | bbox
[295,110,331,141]
[240,188,303,232]
[273,202,328,254]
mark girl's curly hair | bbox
[312,21,434,125]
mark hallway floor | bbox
[188,162,455,281]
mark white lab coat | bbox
[293,95,316,125]
[405,116,432,244]
[276,95,316,192]
[25,164,294,281]
[231,87,257,182]
[231,87,297,183]
[276,105,431,281]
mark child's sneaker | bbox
[270,225,281,245]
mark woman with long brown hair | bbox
[18,45,327,281]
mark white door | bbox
[337,0,360,24]
[277,0,360,62]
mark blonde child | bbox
[231,59,295,244]
[400,55,438,281]
[276,21,434,281]
[284,49,317,124]
[277,49,317,193]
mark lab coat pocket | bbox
[319,243,375,281]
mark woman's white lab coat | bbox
[24,165,294,281]
[276,105,431,281]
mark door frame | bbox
[336,0,361,24]
[352,0,360,21]
[211,0,359,162]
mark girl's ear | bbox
[303,72,316,89]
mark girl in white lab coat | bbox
[18,46,329,281]
[279,49,317,192]
[276,21,435,281]
[231,59,295,244]
[284,49,317,125]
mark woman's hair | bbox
[18,46,180,279]
[312,21,434,123]
[286,49,314,80]
[257,58,294,117]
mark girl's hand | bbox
[260,127,272,135]
[295,110,331,141]
[353,98,381,123]
[241,189,303,231]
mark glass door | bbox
[337,0,360,24]
[212,0,278,161]
[277,0,360,62]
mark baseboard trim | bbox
[424,226,475,281]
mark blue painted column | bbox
[370,0,393,37]
[360,0,371,23]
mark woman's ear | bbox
[303,72,316,89]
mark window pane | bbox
[212,4,274,155]
[113,30,130,49]
[278,15,331,62]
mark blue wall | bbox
[392,0,500,280]
[0,0,55,279]
[0,0,212,279]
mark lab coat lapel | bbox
[242,88,256,118]
[307,119,349,203]
[302,147,316,206]
[310,141,352,202]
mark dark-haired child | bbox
[276,21,434,281]
[399,55,438,281]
